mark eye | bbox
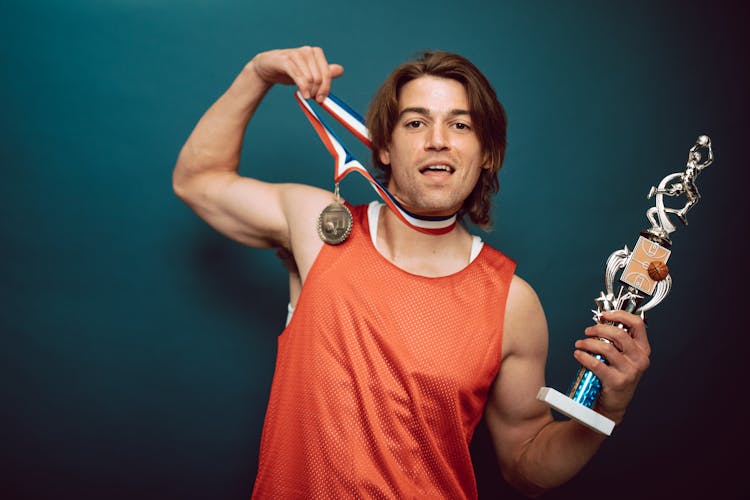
[406,120,423,129]
[453,122,471,131]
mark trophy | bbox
[537,135,715,435]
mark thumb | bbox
[329,64,345,79]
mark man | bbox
[173,46,650,498]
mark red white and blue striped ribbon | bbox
[294,91,457,235]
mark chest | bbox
[297,247,505,391]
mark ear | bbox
[481,152,491,170]
[379,148,391,166]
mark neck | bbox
[376,205,473,277]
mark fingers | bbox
[582,325,629,354]
[595,310,651,355]
[573,348,614,379]
[288,46,343,102]
[580,328,649,370]
[288,48,321,100]
[573,339,645,390]
[576,336,622,361]
[250,46,343,101]
[329,63,345,79]
[574,313,651,387]
[310,46,334,101]
[572,311,652,424]
[573,346,638,425]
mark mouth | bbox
[419,164,455,175]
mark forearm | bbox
[174,60,270,190]
[513,308,650,493]
[512,419,607,495]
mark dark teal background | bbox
[2,1,748,498]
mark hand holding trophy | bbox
[537,136,715,435]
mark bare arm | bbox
[172,47,344,271]
[486,276,650,496]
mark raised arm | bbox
[486,276,650,496]
[172,47,344,274]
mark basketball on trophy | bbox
[647,261,670,281]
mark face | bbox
[378,75,488,217]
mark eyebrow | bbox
[398,107,471,119]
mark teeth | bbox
[423,164,452,172]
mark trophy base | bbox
[537,387,615,436]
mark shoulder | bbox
[474,240,516,279]
[502,275,548,359]
[507,275,542,315]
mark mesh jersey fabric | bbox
[252,204,516,499]
[284,201,485,327]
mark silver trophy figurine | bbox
[537,135,715,435]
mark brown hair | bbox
[365,51,507,228]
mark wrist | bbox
[242,59,268,85]
[594,404,626,427]
[243,57,260,79]
[227,59,272,103]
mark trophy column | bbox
[538,135,713,436]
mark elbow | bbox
[502,469,550,499]
[172,156,201,205]
[172,167,190,202]
[172,145,204,204]
[521,485,549,499]
[172,146,236,205]
[498,437,555,498]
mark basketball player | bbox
[173,46,650,498]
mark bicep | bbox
[485,275,554,477]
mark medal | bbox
[317,183,352,245]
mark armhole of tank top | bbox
[286,202,379,327]
[469,235,484,262]
[367,200,382,251]
[284,302,294,328]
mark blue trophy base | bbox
[537,387,615,435]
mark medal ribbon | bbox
[294,91,457,235]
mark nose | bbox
[425,124,449,151]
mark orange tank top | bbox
[252,204,516,499]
